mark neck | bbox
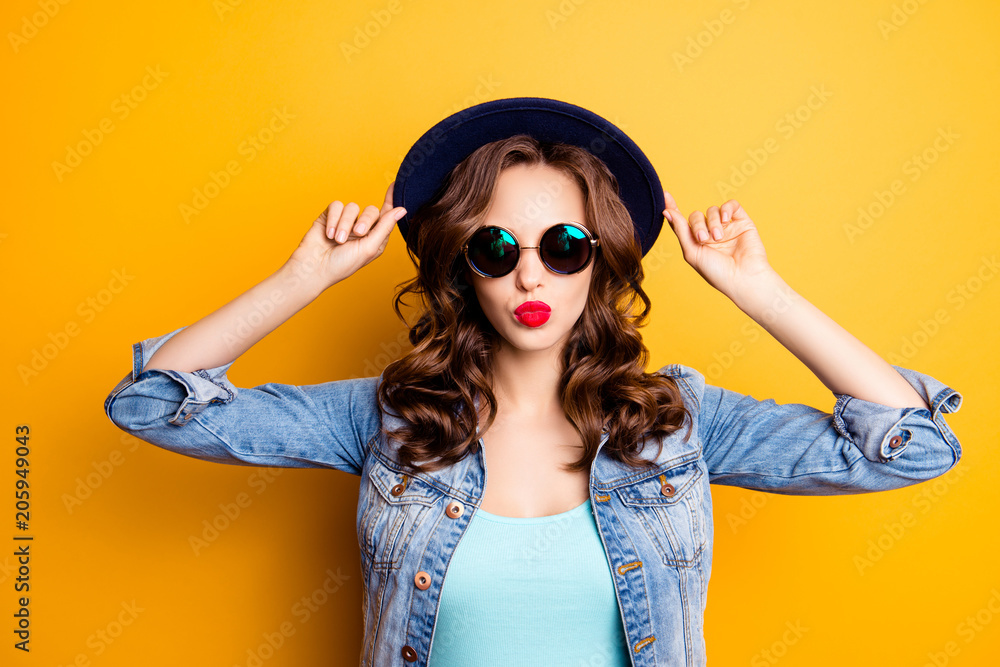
[489,337,566,418]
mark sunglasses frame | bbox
[461,221,601,279]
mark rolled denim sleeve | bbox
[103,326,380,476]
[664,363,963,495]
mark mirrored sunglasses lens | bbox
[468,227,517,276]
[541,224,591,273]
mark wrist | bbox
[276,258,335,299]
[730,270,794,322]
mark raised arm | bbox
[104,184,407,475]
[663,193,927,409]
[660,192,962,494]
[145,184,407,373]
[141,261,326,374]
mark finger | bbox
[705,206,723,241]
[665,202,699,258]
[661,191,689,234]
[382,180,396,213]
[662,190,681,214]
[374,181,402,235]
[720,199,746,222]
[325,201,345,239]
[688,210,711,244]
[352,204,381,236]
[333,202,361,244]
[360,202,405,251]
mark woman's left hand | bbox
[663,192,776,302]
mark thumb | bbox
[664,206,698,258]
[360,205,406,252]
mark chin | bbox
[502,325,571,351]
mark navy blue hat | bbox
[392,97,665,257]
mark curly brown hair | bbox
[376,134,692,475]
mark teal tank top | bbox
[426,497,632,666]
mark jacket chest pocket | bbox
[614,459,708,568]
[358,456,444,570]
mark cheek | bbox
[571,271,595,312]
[470,279,503,317]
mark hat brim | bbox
[392,97,664,257]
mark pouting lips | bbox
[514,300,551,316]
[515,310,550,327]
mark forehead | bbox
[482,163,585,235]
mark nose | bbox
[514,246,545,291]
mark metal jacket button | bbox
[391,483,405,496]
[414,571,431,590]
[660,483,675,497]
[888,435,903,449]
[401,645,418,661]
[446,500,464,518]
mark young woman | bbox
[104,98,963,667]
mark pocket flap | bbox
[368,456,443,505]
[615,460,703,507]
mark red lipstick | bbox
[514,300,551,327]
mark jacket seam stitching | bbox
[708,445,866,479]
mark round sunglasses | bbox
[462,221,601,278]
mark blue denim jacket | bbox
[103,326,964,666]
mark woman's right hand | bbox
[286,180,406,290]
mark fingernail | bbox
[664,210,672,223]
[355,223,366,234]
[712,228,722,240]
[394,208,407,220]
[697,230,708,243]
[336,230,347,243]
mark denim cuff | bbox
[831,364,962,463]
[104,326,239,427]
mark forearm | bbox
[730,271,929,410]
[142,260,330,374]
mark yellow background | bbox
[3,0,998,664]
